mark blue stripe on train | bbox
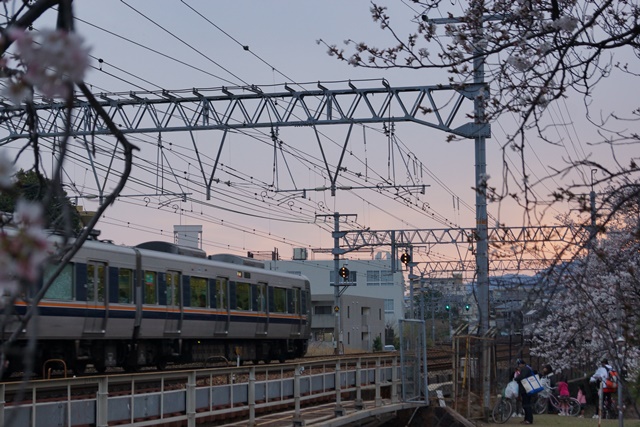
[30,305,307,325]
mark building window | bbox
[366,270,379,286]
[384,299,394,313]
[315,305,332,315]
[367,270,394,286]
[380,270,394,286]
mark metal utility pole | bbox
[471,0,492,411]
[317,212,356,356]
[405,247,417,319]
[333,214,342,356]
[426,0,491,409]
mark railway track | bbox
[0,342,531,427]
[2,342,528,405]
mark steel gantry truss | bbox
[336,224,589,275]
[0,81,490,140]
[0,81,488,201]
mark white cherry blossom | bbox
[8,27,91,100]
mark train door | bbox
[164,270,182,334]
[255,282,268,336]
[288,288,302,337]
[84,261,108,334]
[214,277,229,336]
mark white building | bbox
[311,293,385,352]
[265,252,405,349]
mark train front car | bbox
[2,237,312,378]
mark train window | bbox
[166,271,181,307]
[273,287,286,313]
[215,278,228,309]
[190,276,207,308]
[236,282,250,311]
[144,271,158,304]
[87,261,107,302]
[43,263,74,300]
[118,268,133,303]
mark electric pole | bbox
[317,212,357,356]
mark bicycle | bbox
[492,393,517,424]
[534,386,581,416]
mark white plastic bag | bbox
[505,380,519,399]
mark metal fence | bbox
[399,318,428,403]
[0,355,400,427]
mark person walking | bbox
[516,359,534,424]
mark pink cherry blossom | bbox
[7,27,91,100]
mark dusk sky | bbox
[1,1,635,271]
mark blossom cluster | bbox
[529,212,640,377]
[2,28,91,103]
[0,156,52,302]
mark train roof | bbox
[135,241,207,259]
[208,254,265,269]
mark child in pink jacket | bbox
[557,377,570,416]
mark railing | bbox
[0,354,400,427]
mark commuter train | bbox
[3,236,311,375]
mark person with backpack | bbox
[590,358,616,418]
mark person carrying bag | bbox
[516,359,535,424]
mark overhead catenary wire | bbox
[120,0,249,86]
[2,2,533,262]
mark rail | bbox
[0,354,401,427]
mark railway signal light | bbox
[465,304,470,311]
[445,304,451,311]
[400,252,411,265]
[339,266,350,279]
